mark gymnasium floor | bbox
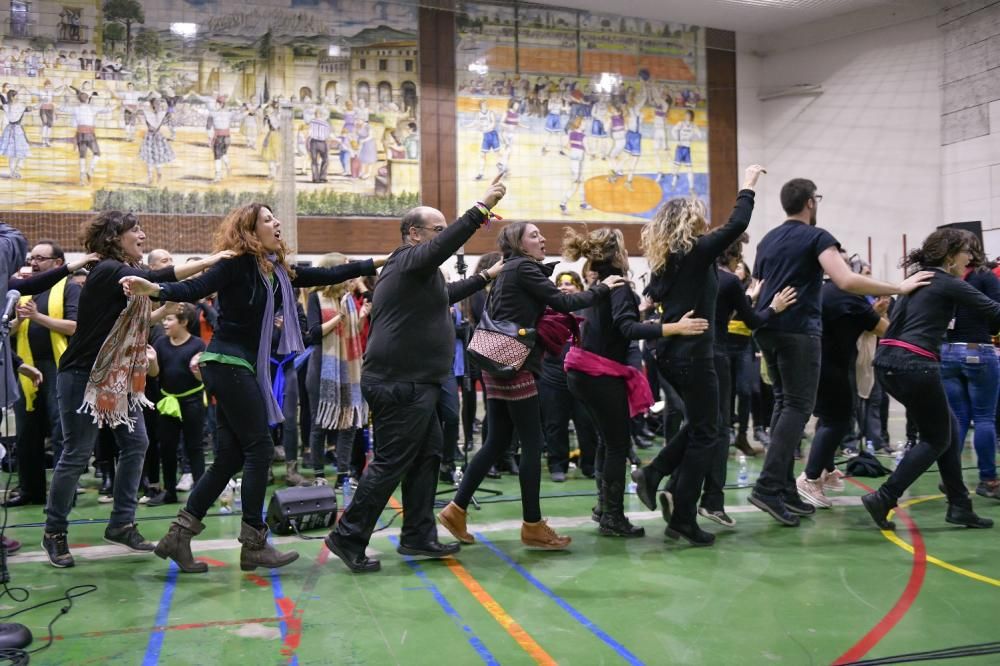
[2,436,999,665]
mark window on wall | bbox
[378,81,392,104]
[356,81,371,105]
[405,59,414,72]
[378,59,388,71]
[10,0,30,38]
[359,58,366,70]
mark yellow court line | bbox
[885,495,1000,588]
[388,496,558,665]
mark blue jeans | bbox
[46,369,149,534]
[941,343,999,481]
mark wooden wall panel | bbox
[706,29,738,227]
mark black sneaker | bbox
[945,503,994,529]
[104,523,155,552]
[783,494,817,517]
[698,507,736,528]
[42,531,74,568]
[749,491,800,527]
[664,522,715,547]
[861,491,896,530]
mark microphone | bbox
[1,289,19,326]
[455,246,467,278]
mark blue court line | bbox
[142,560,179,666]
[266,534,299,666]
[475,532,645,666]
[387,534,499,666]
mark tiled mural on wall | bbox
[456,3,708,222]
[0,0,420,215]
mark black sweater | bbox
[60,259,178,373]
[946,269,1000,344]
[364,206,491,384]
[875,268,1000,370]
[157,254,375,368]
[579,266,660,365]
[489,256,609,374]
[649,189,756,360]
[714,268,772,345]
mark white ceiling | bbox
[527,0,915,34]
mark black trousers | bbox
[538,378,598,475]
[158,395,206,493]
[439,375,460,467]
[753,330,821,498]
[309,139,329,181]
[460,374,479,446]
[648,356,719,527]
[727,339,753,434]
[334,378,442,554]
[700,351,731,511]
[567,372,628,498]
[185,364,273,529]
[455,393,544,522]
[877,367,969,505]
[805,358,854,480]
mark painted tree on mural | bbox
[133,28,162,86]
[102,0,145,60]
[103,22,125,54]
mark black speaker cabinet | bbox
[938,221,983,245]
[266,485,337,536]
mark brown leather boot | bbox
[437,502,474,544]
[521,519,571,550]
[154,509,208,573]
[285,461,308,486]
[238,522,300,571]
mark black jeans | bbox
[460,374,479,446]
[805,359,854,480]
[334,378,442,553]
[455,394,544,522]
[648,356,719,527]
[158,394,206,493]
[727,340,753,435]
[566,372,627,491]
[185,364,273,529]
[539,379,598,475]
[13,358,61,499]
[700,351,731,512]
[439,375,460,467]
[877,367,969,505]
[753,330,821,498]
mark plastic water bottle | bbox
[342,477,354,508]
[737,454,749,487]
[865,440,876,456]
[219,481,233,514]
[893,448,905,469]
[233,479,243,513]
[626,464,638,494]
[452,467,464,486]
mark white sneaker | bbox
[796,472,832,508]
[313,477,328,486]
[822,468,846,492]
[176,473,194,492]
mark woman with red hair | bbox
[121,203,380,574]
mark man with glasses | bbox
[326,176,507,573]
[749,179,930,526]
[6,240,81,508]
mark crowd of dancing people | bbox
[0,166,996,574]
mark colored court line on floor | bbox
[387,496,552,665]
[881,495,1000,588]
[834,480,927,665]
[55,616,283,640]
[474,532,645,666]
[142,560,180,666]
[265,539,302,666]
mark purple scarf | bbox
[257,261,303,425]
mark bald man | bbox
[326,179,507,573]
[147,249,172,270]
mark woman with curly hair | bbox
[628,165,766,547]
[121,203,380,574]
[862,228,1000,531]
[43,211,227,569]
[563,226,708,537]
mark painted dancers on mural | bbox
[469,100,500,181]
[651,86,672,181]
[559,115,593,215]
[0,89,32,179]
[671,109,703,193]
[30,79,66,147]
[109,82,146,143]
[138,96,175,185]
[499,97,528,176]
[64,91,112,185]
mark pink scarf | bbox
[537,308,581,355]
[563,346,653,417]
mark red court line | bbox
[833,480,927,665]
[53,616,282,640]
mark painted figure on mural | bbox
[671,109,702,193]
[30,79,66,147]
[0,89,31,179]
[139,96,174,186]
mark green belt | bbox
[156,384,206,420]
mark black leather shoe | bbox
[861,491,896,531]
[325,533,381,573]
[632,435,653,450]
[631,466,662,512]
[665,522,715,547]
[946,503,994,529]
[2,493,45,508]
[396,541,461,558]
[486,466,502,480]
[749,491,800,527]
[783,494,816,517]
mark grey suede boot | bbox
[238,522,300,571]
[154,509,208,573]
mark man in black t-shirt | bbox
[749,178,931,526]
[6,240,81,507]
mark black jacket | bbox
[489,256,608,374]
[579,264,660,365]
[158,254,375,368]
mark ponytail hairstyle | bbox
[562,226,628,274]
[640,197,708,274]
[315,252,350,300]
[902,228,970,271]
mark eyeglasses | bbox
[414,225,445,233]
[28,255,54,262]
[813,194,824,203]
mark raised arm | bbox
[697,165,765,258]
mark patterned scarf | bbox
[314,291,367,430]
[78,293,153,431]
